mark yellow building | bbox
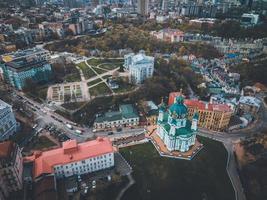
[184,99,233,131]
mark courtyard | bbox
[46,57,136,106]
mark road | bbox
[11,87,267,200]
[197,94,267,200]
[11,89,146,145]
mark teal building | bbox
[1,57,52,90]
[157,95,199,152]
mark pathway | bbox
[85,59,117,94]
[116,174,135,200]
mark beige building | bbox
[0,141,23,199]
[184,99,233,131]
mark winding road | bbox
[198,94,267,200]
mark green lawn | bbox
[61,102,85,110]
[26,86,48,102]
[87,58,123,67]
[99,63,122,70]
[102,75,112,79]
[120,137,235,200]
[77,62,97,79]
[92,67,107,75]
[87,78,103,86]
[89,82,112,97]
[113,83,136,93]
[64,73,81,82]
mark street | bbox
[10,88,267,200]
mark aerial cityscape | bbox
[0,0,267,200]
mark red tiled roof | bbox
[168,92,182,105]
[27,137,114,179]
[184,99,232,112]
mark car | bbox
[92,181,96,189]
[108,132,113,135]
[84,188,88,194]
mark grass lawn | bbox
[77,62,97,79]
[26,86,48,102]
[87,78,103,86]
[64,73,81,82]
[32,136,56,150]
[120,137,235,200]
[87,58,123,67]
[37,87,48,100]
[102,75,112,79]
[89,82,112,97]
[113,83,136,93]
[99,63,122,70]
[92,67,107,75]
[61,102,85,110]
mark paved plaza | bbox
[146,125,203,160]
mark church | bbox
[157,95,199,153]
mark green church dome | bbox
[169,96,188,116]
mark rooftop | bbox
[5,57,48,71]
[1,47,48,63]
[239,96,261,107]
[25,137,115,178]
[184,99,232,112]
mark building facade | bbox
[168,92,233,131]
[137,0,149,16]
[26,138,115,180]
[150,28,184,43]
[238,96,261,116]
[124,51,154,84]
[185,99,233,131]
[0,100,17,141]
[0,141,23,200]
[0,48,52,90]
[94,104,139,131]
[157,96,198,152]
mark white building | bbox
[27,138,115,180]
[0,100,17,141]
[124,51,154,84]
[241,13,259,27]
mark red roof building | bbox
[26,137,115,179]
[168,92,233,131]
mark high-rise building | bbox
[161,0,168,11]
[137,0,149,16]
[0,99,17,141]
[0,141,23,200]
